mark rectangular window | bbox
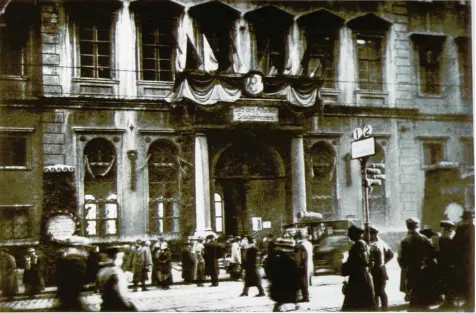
[84,200,118,236]
[140,17,175,82]
[0,130,32,169]
[456,37,472,99]
[254,27,286,75]
[0,26,25,76]
[306,30,336,88]
[356,35,383,90]
[463,140,474,167]
[412,34,445,95]
[0,207,29,240]
[79,18,112,79]
[423,142,445,166]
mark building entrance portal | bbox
[214,142,286,236]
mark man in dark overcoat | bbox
[239,236,265,297]
[397,217,435,310]
[294,233,309,303]
[181,242,196,284]
[128,240,152,292]
[204,234,220,287]
[0,248,18,300]
[438,220,457,308]
[23,247,45,297]
[453,211,475,311]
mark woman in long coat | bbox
[341,225,376,312]
[155,241,173,289]
[240,237,265,297]
[0,248,18,300]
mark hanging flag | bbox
[202,34,218,72]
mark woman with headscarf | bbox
[341,225,376,311]
[154,241,173,289]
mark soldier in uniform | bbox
[97,247,136,312]
[438,220,456,308]
[369,226,394,311]
[397,217,435,310]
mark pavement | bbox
[0,259,469,312]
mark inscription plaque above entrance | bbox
[232,106,279,122]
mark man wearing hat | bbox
[128,239,152,292]
[204,234,221,287]
[294,232,310,303]
[438,220,457,308]
[97,247,136,311]
[369,226,394,311]
[23,247,44,298]
[453,211,475,310]
[397,217,435,309]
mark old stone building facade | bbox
[0,0,473,246]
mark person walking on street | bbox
[397,217,435,311]
[229,237,242,281]
[438,220,457,308]
[193,237,206,287]
[129,240,152,292]
[23,247,44,298]
[294,232,310,303]
[154,241,173,289]
[369,226,394,311]
[204,234,220,287]
[453,211,475,311]
[301,234,314,286]
[181,242,196,284]
[97,247,137,312]
[341,225,376,311]
[0,248,18,300]
[239,236,265,297]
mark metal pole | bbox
[361,157,371,244]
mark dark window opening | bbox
[423,142,445,166]
[456,37,472,99]
[356,34,383,90]
[79,17,112,79]
[304,29,336,87]
[0,208,29,240]
[0,136,27,167]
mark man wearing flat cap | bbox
[453,211,475,310]
[397,217,435,309]
[438,220,457,308]
[97,247,136,311]
[369,226,394,311]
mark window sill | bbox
[72,77,119,84]
[0,166,32,171]
[137,80,174,98]
[417,93,443,99]
[355,90,388,106]
[137,80,174,87]
[72,78,119,96]
[0,75,30,81]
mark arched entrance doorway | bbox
[213,142,286,236]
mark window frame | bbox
[0,127,33,170]
[251,23,288,75]
[354,32,385,91]
[460,137,474,168]
[419,137,448,168]
[0,205,30,240]
[455,37,472,100]
[213,193,224,233]
[137,14,177,82]
[304,28,338,88]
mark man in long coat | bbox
[204,234,220,287]
[129,240,152,292]
[438,220,457,308]
[0,248,17,300]
[181,242,196,284]
[397,217,435,310]
[239,236,265,297]
[294,233,310,303]
[453,211,475,310]
[23,248,44,297]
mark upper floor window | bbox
[0,3,32,76]
[79,17,112,79]
[83,138,118,236]
[0,128,33,169]
[246,6,292,75]
[461,138,474,167]
[348,14,391,91]
[298,10,344,88]
[411,34,445,95]
[214,193,223,233]
[139,17,175,82]
[422,140,446,167]
[0,206,29,240]
[148,140,179,235]
[455,37,472,99]
[189,1,240,72]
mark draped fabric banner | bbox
[167,71,322,108]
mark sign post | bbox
[351,125,375,244]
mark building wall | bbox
[0,0,472,244]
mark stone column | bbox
[291,135,307,222]
[195,133,212,235]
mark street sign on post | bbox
[363,125,373,138]
[352,128,363,140]
[351,137,376,159]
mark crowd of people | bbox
[0,211,474,312]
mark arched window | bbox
[309,141,337,219]
[214,193,224,233]
[83,138,118,236]
[148,140,179,235]
[368,143,387,225]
